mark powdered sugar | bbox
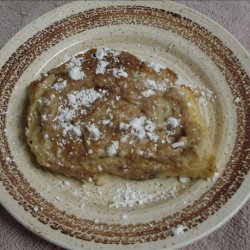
[68,88,106,108]
[71,125,82,137]
[87,124,101,141]
[55,88,106,137]
[102,119,112,126]
[95,48,125,77]
[109,184,178,208]
[60,123,81,137]
[145,120,156,132]
[144,79,158,90]
[234,97,240,103]
[175,75,215,107]
[119,116,158,142]
[129,116,147,140]
[147,133,159,142]
[171,225,187,235]
[148,62,167,73]
[94,48,109,75]
[195,87,215,107]
[67,57,84,81]
[157,82,168,91]
[142,79,168,97]
[6,156,11,162]
[175,75,189,86]
[95,48,108,60]
[107,141,119,156]
[63,55,71,63]
[113,68,128,78]
[33,206,39,212]
[96,60,109,74]
[52,80,67,91]
[171,141,185,149]
[110,186,154,208]
[69,67,84,81]
[108,48,121,57]
[67,57,82,68]
[179,177,191,184]
[211,172,220,181]
[166,117,180,128]
[47,176,185,215]
[120,213,128,221]
[119,122,130,130]
[141,89,155,97]
[67,93,76,104]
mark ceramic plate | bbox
[0,1,249,249]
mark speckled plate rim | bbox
[0,1,249,250]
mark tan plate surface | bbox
[0,1,249,249]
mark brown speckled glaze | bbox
[0,4,249,246]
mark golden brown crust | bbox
[26,48,216,181]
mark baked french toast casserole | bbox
[26,48,216,181]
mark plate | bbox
[0,1,249,249]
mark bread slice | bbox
[26,48,216,181]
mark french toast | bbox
[26,48,216,181]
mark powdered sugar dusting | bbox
[119,116,158,142]
[171,225,187,235]
[63,55,71,63]
[148,62,167,73]
[95,48,125,76]
[141,89,155,97]
[96,60,109,74]
[46,176,186,215]
[195,87,216,107]
[141,79,168,97]
[113,68,128,78]
[107,141,119,156]
[179,177,191,184]
[166,117,180,128]
[212,172,220,181]
[109,184,178,208]
[144,79,158,90]
[67,88,105,108]
[234,97,240,103]
[52,80,67,91]
[129,116,147,140]
[95,48,108,60]
[175,75,216,107]
[87,124,101,141]
[69,67,84,81]
[33,206,39,212]
[67,57,84,81]
[54,88,106,137]
[71,125,82,137]
[171,141,185,149]
[120,213,128,221]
